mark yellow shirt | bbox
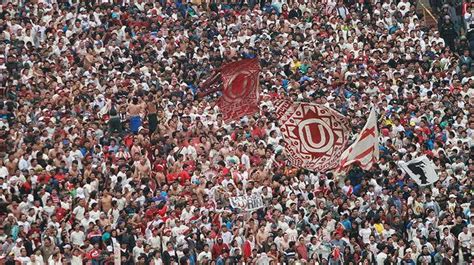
[374,223,384,234]
[291,61,302,73]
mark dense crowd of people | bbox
[0,0,473,264]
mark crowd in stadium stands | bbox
[0,0,473,264]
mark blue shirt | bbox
[341,219,352,230]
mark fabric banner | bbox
[399,156,439,186]
[198,70,222,97]
[218,58,261,122]
[229,193,265,211]
[338,107,379,171]
[275,100,350,172]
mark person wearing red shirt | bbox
[166,172,178,183]
[87,225,103,245]
[242,236,253,261]
[87,243,102,263]
[157,202,168,220]
[178,164,191,186]
[251,121,266,139]
[211,238,229,260]
[54,168,66,183]
[38,172,52,185]
[55,205,67,222]
[20,180,31,193]
[295,237,309,261]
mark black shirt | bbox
[162,250,178,265]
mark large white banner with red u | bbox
[275,101,379,172]
[275,100,350,172]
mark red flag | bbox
[275,100,350,172]
[200,59,260,122]
[218,58,260,122]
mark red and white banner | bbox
[275,100,350,172]
[338,107,379,171]
[199,59,260,122]
[218,58,261,122]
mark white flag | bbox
[229,193,265,212]
[399,156,439,186]
[338,107,379,171]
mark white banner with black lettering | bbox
[399,156,439,186]
[229,193,265,211]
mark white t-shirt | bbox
[71,230,86,246]
[133,245,145,262]
[197,251,211,262]
[73,206,85,221]
[148,235,162,250]
[89,209,101,222]
[71,255,83,265]
[0,166,9,178]
[376,252,387,265]
[287,228,298,242]
[359,228,372,244]
[17,256,31,264]
[221,231,233,245]
[458,231,472,248]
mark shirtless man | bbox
[100,190,113,213]
[134,157,151,180]
[127,97,145,134]
[6,153,18,175]
[146,94,158,135]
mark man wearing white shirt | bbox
[171,219,189,239]
[70,225,86,247]
[114,193,127,211]
[88,203,101,223]
[81,212,94,229]
[180,204,195,223]
[359,223,373,244]
[18,155,30,171]
[221,225,233,245]
[133,239,145,262]
[440,228,456,250]
[376,245,389,265]
[286,222,298,242]
[0,160,8,179]
[72,200,86,221]
[458,226,472,261]
[18,196,32,214]
[221,174,235,189]
[148,229,162,250]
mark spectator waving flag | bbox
[338,107,379,171]
[275,100,350,172]
[399,156,439,186]
[199,58,261,122]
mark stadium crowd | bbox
[0,0,473,264]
